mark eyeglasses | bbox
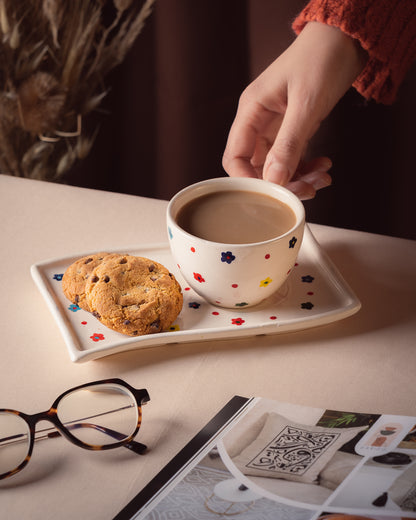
[0,378,150,480]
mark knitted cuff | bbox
[292,0,416,104]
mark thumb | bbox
[264,103,312,185]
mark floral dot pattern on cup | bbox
[221,251,235,264]
[177,243,300,306]
[289,237,298,248]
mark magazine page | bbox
[115,397,416,520]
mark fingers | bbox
[295,156,332,177]
[223,92,282,178]
[288,156,332,199]
[263,99,317,186]
[288,170,332,200]
[222,122,258,178]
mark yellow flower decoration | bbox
[168,324,180,332]
[260,277,273,287]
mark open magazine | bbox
[114,396,416,520]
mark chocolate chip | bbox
[84,258,93,264]
[92,311,101,319]
[119,257,127,264]
[148,264,155,272]
[123,319,131,325]
[103,275,110,283]
[75,295,79,303]
[132,330,138,335]
[91,275,99,283]
[150,320,160,329]
[150,276,157,282]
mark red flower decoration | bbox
[193,272,205,283]
[90,333,105,342]
[231,318,245,326]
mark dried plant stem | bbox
[0,0,155,181]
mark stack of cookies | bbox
[62,253,183,336]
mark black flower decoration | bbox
[301,302,314,310]
[301,275,315,283]
[221,251,236,264]
[188,301,201,309]
[289,236,297,248]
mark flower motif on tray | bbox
[260,277,272,287]
[188,301,201,309]
[301,302,314,310]
[90,333,105,342]
[301,275,315,283]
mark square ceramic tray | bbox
[30,226,361,363]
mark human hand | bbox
[223,22,367,199]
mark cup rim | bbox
[167,176,305,246]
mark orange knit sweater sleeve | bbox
[292,0,416,104]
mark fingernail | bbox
[265,161,290,185]
[317,159,333,172]
[312,177,332,190]
[290,184,314,200]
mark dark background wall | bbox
[64,0,416,240]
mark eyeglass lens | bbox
[0,383,139,478]
[57,383,139,447]
[0,412,30,476]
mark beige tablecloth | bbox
[0,175,415,519]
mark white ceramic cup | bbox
[166,177,305,308]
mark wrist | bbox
[300,21,367,82]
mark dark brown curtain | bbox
[64,0,416,240]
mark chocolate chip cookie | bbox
[62,252,110,311]
[84,254,183,336]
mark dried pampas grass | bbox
[0,0,155,180]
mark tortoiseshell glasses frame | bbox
[0,378,150,480]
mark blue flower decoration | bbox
[301,302,314,310]
[168,227,173,240]
[53,273,63,281]
[301,275,315,283]
[289,236,297,249]
[188,301,201,309]
[68,304,81,312]
[221,251,235,264]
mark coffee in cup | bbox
[167,177,305,308]
[176,189,296,244]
